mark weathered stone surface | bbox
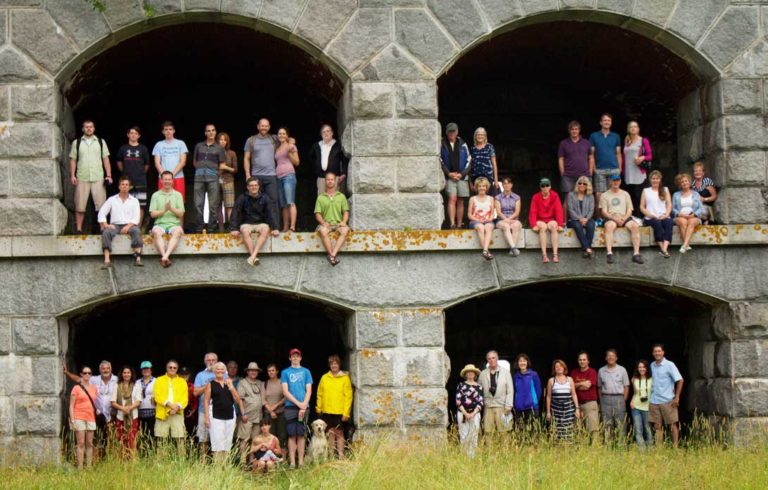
[350,193,442,230]
[703,117,725,152]
[11,10,78,75]
[327,9,391,74]
[427,0,487,48]
[101,0,146,29]
[356,388,401,427]
[353,119,439,156]
[475,0,523,29]
[733,416,768,447]
[0,317,10,355]
[0,123,52,158]
[145,0,181,15]
[260,0,306,31]
[726,151,766,186]
[11,86,55,121]
[561,0,594,8]
[688,379,714,413]
[296,0,356,49]
[596,0,632,14]
[300,252,497,308]
[395,83,436,118]
[719,187,768,224]
[398,349,445,387]
[0,198,68,237]
[729,40,768,77]
[733,379,768,416]
[700,7,759,69]
[520,0,557,15]
[8,159,61,199]
[678,127,703,165]
[358,45,433,81]
[13,397,58,435]
[12,317,57,355]
[721,79,762,115]
[0,356,59,396]
[354,310,400,348]
[395,9,456,73]
[348,157,396,194]
[717,340,768,378]
[667,0,726,45]
[351,83,393,119]
[221,0,262,17]
[0,436,60,465]
[633,0,677,27]
[0,10,5,46]
[0,49,44,83]
[675,247,768,300]
[0,87,7,121]
[0,396,11,435]
[401,309,443,346]
[402,388,447,425]
[45,0,112,49]
[184,0,221,11]
[360,0,423,5]
[719,302,768,339]
[725,115,768,150]
[396,156,442,193]
[678,89,702,131]
[353,349,395,386]
[693,341,716,379]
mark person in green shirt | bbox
[150,171,185,268]
[69,120,112,234]
[314,172,350,266]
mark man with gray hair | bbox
[478,350,514,434]
[193,352,228,459]
[598,348,630,444]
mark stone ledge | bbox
[2,224,767,257]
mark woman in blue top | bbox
[513,353,542,434]
[672,173,704,254]
[469,127,498,195]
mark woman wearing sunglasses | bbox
[69,366,97,469]
[529,177,564,263]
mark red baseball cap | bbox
[289,348,302,356]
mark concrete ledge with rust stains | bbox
[1,224,766,257]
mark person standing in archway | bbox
[149,171,185,268]
[316,355,353,459]
[589,113,622,209]
[230,177,280,266]
[455,364,483,457]
[529,178,564,263]
[69,120,112,234]
[263,363,287,452]
[649,344,683,448]
[65,360,117,459]
[512,354,542,435]
[600,175,643,264]
[275,127,301,232]
[558,120,592,194]
[630,360,654,449]
[68,365,97,469]
[237,362,265,467]
[570,352,600,443]
[597,349,630,445]
[216,132,238,232]
[193,352,228,461]
[192,124,226,233]
[469,127,498,195]
[440,122,471,229]
[479,350,514,435]
[136,361,156,451]
[153,359,188,458]
[111,365,142,458]
[244,118,280,213]
[546,360,580,441]
[116,126,150,229]
[204,362,246,466]
[281,349,313,469]
[152,121,188,200]
[308,124,347,196]
[622,121,652,217]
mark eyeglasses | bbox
[577,182,587,186]
[540,184,550,188]
[167,366,178,370]
[81,371,92,375]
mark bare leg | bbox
[225,207,233,224]
[318,227,334,256]
[332,226,349,257]
[85,431,94,468]
[163,228,184,261]
[281,207,290,233]
[482,223,494,251]
[76,212,85,233]
[670,422,680,448]
[474,224,486,250]
[627,221,641,254]
[447,195,457,227]
[683,218,698,247]
[288,436,297,466]
[251,228,270,260]
[511,220,521,246]
[152,229,167,258]
[240,226,256,255]
[498,221,514,248]
[103,249,111,264]
[297,436,306,466]
[333,428,345,458]
[547,221,559,256]
[456,199,465,227]
[537,221,548,256]
[176,437,185,459]
[75,430,85,469]
[604,220,617,254]
[289,204,297,231]
[654,422,664,446]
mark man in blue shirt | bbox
[589,113,622,205]
[649,344,684,447]
[281,348,313,468]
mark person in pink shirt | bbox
[529,177,564,263]
[275,127,300,232]
[467,177,496,261]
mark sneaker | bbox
[632,254,644,264]
[679,245,687,254]
[606,253,614,264]
[510,247,520,257]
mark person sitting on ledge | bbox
[468,176,497,260]
[230,177,279,267]
[315,171,350,266]
[494,176,523,257]
[97,176,143,269]
[529,178,564,264]
[599,174,643,265]
[149,171,185,268]
[672,172,704,255]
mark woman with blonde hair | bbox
[469,127,499,195]
[640,170,673,257]
[691,161,717,223]
[672,173,704,254]
[216,132,238,231]
[622,121,652,216]
[468,176,496,260]
[204,361,246,465]
[566,175,595,258]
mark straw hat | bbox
[460,364,481,378]
[246,362,262,372]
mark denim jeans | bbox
[631,408,653,448]
[568,219,595,250]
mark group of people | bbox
[441,115,718,263]
[65,349,353,472]
[455,344,684,456]
[71,119,351,268]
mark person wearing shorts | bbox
[152,121,188,200]
[69,120,112,234]
[589,113,622,205]
[281,348,313,469]
[649,344,684,447]
[440,122,471,229]
[149,171,185,268]
[153,360,188,458]
[314,172,350,266]
[69,366,97,469]
[230,177,279,266]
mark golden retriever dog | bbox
[306,419,329,464]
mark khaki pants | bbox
[580,400,600,434]
[75,180,106,212]
[483,407,511,434]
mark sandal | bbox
[100,262,112,270]
[552,254,559,263]
[134,252,144,267]
[327,254,336,266]
[542,254,550,263]
[482,250,494,261]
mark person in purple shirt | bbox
[558,121,593,194]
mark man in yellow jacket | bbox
[154,359,189,457]
[316,354,353,459]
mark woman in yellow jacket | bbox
[316,354,353,458]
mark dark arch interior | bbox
[67,288,349,386]
[445,280,715,425]
[438,20,703,222]
[64,22,343,232]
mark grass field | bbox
[2,434,767,490]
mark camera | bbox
[640,396,648,402]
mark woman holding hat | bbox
[455,364,484,457]
[529,178,564,263]
[317,355,354,459]
[237,362,266,466]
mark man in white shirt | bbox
[97,176,143,268]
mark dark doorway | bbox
[64,22,343,232]
[438,21,702,222]
[445,280,711,424]
[67,288,348,383]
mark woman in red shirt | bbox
[529,177,564,263]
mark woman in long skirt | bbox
[546,359,581,441]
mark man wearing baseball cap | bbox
[440,122,472,229]
[137,361,156,445]
[281,349,313,468]
[237,362,265,465]
[599,174,643,264]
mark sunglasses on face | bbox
[81,371,92,375]
[578,182,587,185]
[540,184,550,188]
[167,366,178,370]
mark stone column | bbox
[0,316,62,464]
[349,309,448,439]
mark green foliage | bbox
[83,0,106,13]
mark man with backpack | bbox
[69,120,112,234]
[243,119,280,214]
[230,177,279,266]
